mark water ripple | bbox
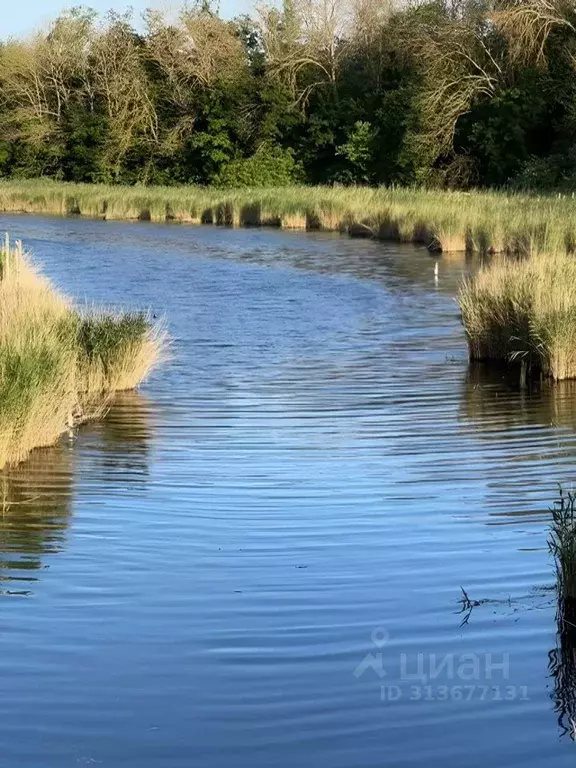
[0,214,572,767]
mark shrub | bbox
[215,143,303,188]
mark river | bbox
[0,214,573,766]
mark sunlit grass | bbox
[3,179,576,255]
[0,235,167,468]
[459,254,576,380]
[7,179,576,378]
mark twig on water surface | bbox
[458,586,483,626]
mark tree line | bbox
[1,0,575,189]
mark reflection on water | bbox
[80,390,154,481]
[0,444,73,595]
[458,364,576,523]
[462,363,576,433]
[463,368,576,737]
[2,214,576,767]
[549,598,576,738]
[0,392,152,596]
[264,242,472,295]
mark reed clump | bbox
[0,235,166,468]
[544,486,576,738]
[4,179,576,256]
[550,487,576,608]
[459,254,576,380]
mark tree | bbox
[90,12,158,181]
[0,9,95,174]
[258,0,353,106]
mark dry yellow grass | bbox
[459,253,576,380]
[280,213,307,230]
[0,236,166,468]
[4,179,576,256]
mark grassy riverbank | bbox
[0,236,165,468]
[5,178,576,379]
[2,180,576,256]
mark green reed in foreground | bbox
[550,487,576,605]
[549,487,576,738]
[3,179,576,256]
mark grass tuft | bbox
[459,254,576,380]
[0,235,167,468]
[550,486,576,603]
[549,487,576,738]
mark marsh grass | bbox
[76,310,166,394]
[4,180,576,255]
[549,605,576,740]
[9,181,576,379]
[549,486,576,739]
[0,235,166,468]
[459,254,576,380]
[550,487,576,605]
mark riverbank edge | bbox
[0,236,167,469]
[1,181,575,257]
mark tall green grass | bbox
[550,487,576,604]
[3,179,576,255]
[0,235,166,468]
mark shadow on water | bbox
[0,443,74,596]
[0,391,153,596]
[458,363,576,523]
[457,389,576,740]
[459,364,576,521]
[78,390,154,481]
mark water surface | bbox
[0,214,573,766]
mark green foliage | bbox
[62,110,109,183]
[336,121,376,183]
[510,154,576,191]
[215,143,303,187]
[1,0,576,189]
[185,118,236,184]
[456,82,551,187]
[0,142,10,176]
[511,156,565,190]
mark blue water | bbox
[0,214,573,766]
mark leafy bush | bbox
[336,121,377,183]
[510,155,570,190]
[215,143,304,187]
